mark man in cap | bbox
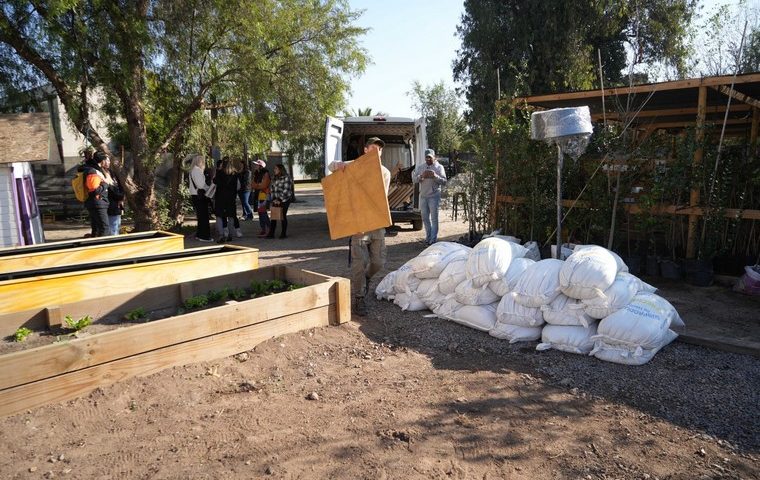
[412,148,447,245]
[328,137,391,316]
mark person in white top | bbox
[412,148,447,245]
[328,137,390,316]
[188,154,213,242]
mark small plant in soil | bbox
[183,294,209,311]
[64,315,92,331]
[206,288,229,303]
[124,307,147,322]
[14,327,32,342]
[249,279,303,298]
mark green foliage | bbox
[13,327,32,342]
[454,0,696,128]
[249,279,301,298]
[183,294,209,311]
[124,308,147,322]
[408,81,466,156]
[64,315,92,332]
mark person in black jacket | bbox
[83,151,110,237]
[238,159,253,221]
[213,157,241,242]
[101,156,125,235]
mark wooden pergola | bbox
[506,73,760,259]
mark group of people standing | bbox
[189,155,294,243]
[81,149,125,237]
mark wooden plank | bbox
[283,266,334,286]
[494,195,760,220]
[513,73,760,104]
[711,85,760,109]
[0,280,335,391]
[45,306,63,329]
[677,333,760,358]
[590,104,751,120]
[687,86,707,259]
[178,282,194,303]
[0,246,259,316]
[0,305,336,418]
[333,278,351,325]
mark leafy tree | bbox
[453,0,696,129]
[692,1,760,75]
[343,107,374,117]
[408,81,465,158]
[0,0,367,230]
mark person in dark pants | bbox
[83,151,110,237]
[268,163,294,238]
[213,156,241,242]
[238,159,253,220]
[251,158,271,237]
[188,154,213,242]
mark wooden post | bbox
[333,278,351,325]
[45,306,63,329]
[686,86,707,259]
[751,107,759,158]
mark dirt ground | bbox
[1,189,758,479]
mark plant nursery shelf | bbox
[0,266,350,417]
[0,231,185,274]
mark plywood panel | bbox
[321,149,391,239]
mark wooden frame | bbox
[0,266,350,417]
[0,245,259,319]
[0,231,185,274]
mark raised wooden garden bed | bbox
[0,231,185,274]
[0,245,259,323]
[0,266,350,417]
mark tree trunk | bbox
[168,152,186,229]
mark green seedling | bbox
[124,307,147,322]
[230,287,247,300]
[250,280,269,298]
[14,327,32,342]
[64,315,92,331]
[183,294,209,310]
[207,288,231,303]
[287,283,304,291]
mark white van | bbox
[324,115,426,230]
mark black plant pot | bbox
[659,259,682,280]
[645,256,660,277]
[621,255,641,276]
[683,259,714,287]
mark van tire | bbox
[411,220,423,231]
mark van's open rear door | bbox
[324,116,344,176]
[413,117,427,166]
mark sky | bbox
[345,0,464,119]
[345,0,758,119]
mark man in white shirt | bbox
[328,137,390,316]
[412,148,447,245]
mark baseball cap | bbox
[93,151,108,163]
[365,137,385,148]
[253,159,267,168]
[424,148,435,158]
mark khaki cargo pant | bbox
[350,228,387,298]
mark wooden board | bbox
[388,184,414,209]
[0,231,185,274]
[0,266,349,417]
[0,305,335,417]
[321,149,392,240]
[0,245,259,316]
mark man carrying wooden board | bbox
[326,137,391,316]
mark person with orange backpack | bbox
[83,151,110,237]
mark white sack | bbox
[591,330,677,365]
[416,278,445,309]
[489,323,543,343]
[560,246,620,299]
[412,242,471,279]
[393,292,428,311]
[437,257,468,295]
[537,324,598,355]
[495,292,544,327]
[431,297,461,320]
[489,234,522,244]
[512,258,564,307]
[541,293,592,327]
[455,279,501,306]
[447,301,498,332]
[489,257,536,297]
[593,292,683,351]
[393,262,421,294]
[582,272,654,319]
[466,238,528,287]
[375,271,398,300]
[523,241,542,262]
[574,244,629,273]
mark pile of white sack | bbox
[376,238,684,365]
